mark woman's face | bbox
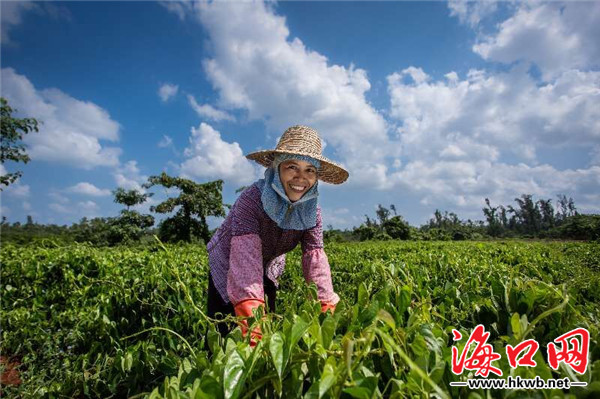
[278,159,318,202]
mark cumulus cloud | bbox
[388,66,600,163]
[473,2,600,80]
[67,182,112,197]
[448,0,498,29]
[113,160,147,191]
[188,95,234,122]
[1,68,121,168]
[180,122,258,185]
[158,83,179,102]
[386,64,599,212]
[392,160,600,214]
[164,1,397,188]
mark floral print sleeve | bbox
[301,207,340,304]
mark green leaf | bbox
[377,309,396,329]
[200,375,223,399]
[410,333,428,357]
[270,331,285,379]
[223,349,245,399]
[289,316,309,352]
[358,282,368,308]
[319,357,337,398]
[342,335,354,378]
[321,315,337,350]
[342,387,372,399]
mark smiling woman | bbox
[205,125,349,346]
[279,159,318,202]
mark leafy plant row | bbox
[1,241,599,398]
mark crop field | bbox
[1,241,599,398]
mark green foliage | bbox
[545,214,600,241]
[0,97,40,188]
[144,172,226,243]
[109,188,155,245]
[382,215,411,240]
[2,241,599,397]
[113,187,153,210]
[108,210,155,245]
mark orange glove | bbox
[321,301,336,314]
[234,299,264,347]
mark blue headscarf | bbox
[257,154,320,230]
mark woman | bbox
[206,125,349,345]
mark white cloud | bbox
[387,66,600,163]
[448,0,498,29]
[386,64,599,213]
[180,122,258,185]
[158,83,179,102]
[0,1,38,44]
[473,2,600,80]
[392,161,600,213]
[48,192,69,204]
[3,182,30,198]
[187,95,234,122]
[113,160,147,191]
[49,202,71,214]
[1,68,121,169]
[23,201,32,212]
[67,182,112,197]
[158,134,173,148]
[165,1,397,188]
[78,200,100,216]
[49,199,100,218]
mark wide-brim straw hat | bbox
[246,125,349,184]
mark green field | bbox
[1,241,599,398]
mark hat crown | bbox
[276,125,322,155]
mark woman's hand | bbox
[234,299,265,347]
[320,301,336,314]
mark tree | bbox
[382,215,411,240]
[1,97,40,188]
[375,204,391,226]
[483,198,503,237]
[109,188,154,244]
[144,172,226,243]
[113,188,153,210]
[556,194,578,223]
[511,194,541,235]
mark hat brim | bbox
[246,150,349,184]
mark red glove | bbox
[234,299,264,347]
[321,301,336,314]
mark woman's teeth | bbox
[290,184,305,192]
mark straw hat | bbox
[246,125,349,184]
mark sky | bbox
[1,0,599,230]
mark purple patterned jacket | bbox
[207,183,339,306]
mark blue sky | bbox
[1,1,599,229]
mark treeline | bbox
[1,173,226,246]
[325,194,599,242]
[2,191,599,246]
